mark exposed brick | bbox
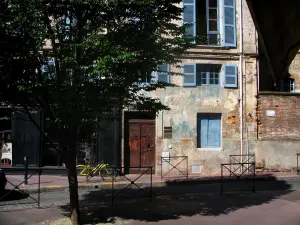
[258,94,300,140]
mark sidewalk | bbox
[4,171,299,193]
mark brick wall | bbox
[258,92,300,140]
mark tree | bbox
[0,0,192,224]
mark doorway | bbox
[124,112,155,174]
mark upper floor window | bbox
[183,0,236,47]
[136,64,170,86]
[183,63,237,87]
[280,78,295,92]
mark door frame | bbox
[123,111,156,174]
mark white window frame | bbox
[206,0,220,45]
[200,72,220,86]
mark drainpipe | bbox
[239,0,244,162]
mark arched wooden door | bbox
[128,120,155,174]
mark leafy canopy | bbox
[0,0,193,143]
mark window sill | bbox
[192,45,232,50]
[197,148,223,151]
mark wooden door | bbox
[128,120,155,174]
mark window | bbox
[41,59,56,79]
[136,64,170,85]
[183,0,236,47]
[280,78,295,92]
[183,63,237,87]
[157,64,170,83]
[163,127,172,139]
[197,113,221,148]
[200,72,219,85]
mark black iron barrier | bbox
[229,154,255,178]
[0,167,42,209]
[220,162,256,195]
[111,166,152,204]
[297,153,300,175]
[161,156,188,180]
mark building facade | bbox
[118,0,260,176]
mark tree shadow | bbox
[0,189,29,201]
[60,175,294,224]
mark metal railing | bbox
[111,166,152,204]
[229,154,255,178]
[220,162,256,194]
[161,156,188,180]
[0,167,42,209]
[297,153,300,175]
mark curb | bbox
[17,175,296,194]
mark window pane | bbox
[224,0,234,6]
[225,8,234,25]
[158,75,169,83]
[184,75,195,84]
[184,65,194,73]
[183,5,194,23]
[159,64,168,72]
[202,78,207,84]
[209,78,214,84]
[209,9,218,19]
[215,77,219,84]
[225,26,234,44]
[225,66,235,75]
[184,0,194,3]
[209,20,218,32]
[225,76,235,84]
[209,0,218,7]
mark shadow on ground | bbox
[0,190,29,201]
[60,176,293,224]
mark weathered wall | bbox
[257,93,300,170]
[154,57,258,176]
[258,93,300,140]
[120,0,259,176]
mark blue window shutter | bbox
[207,115,221,147]
[183,0,196,38]
[157,64,170,83]
[183,64,196,86]
[200,118,208,147]
[223,0,236,47]
[224,64,237,88]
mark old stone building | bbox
[116,0,259,176]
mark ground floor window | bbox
[197,113,221,148]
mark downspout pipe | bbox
[239,0,244,162]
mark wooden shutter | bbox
[200,117,208,147]
[207,115,221,147]
[198,113,221,148]
[157,64,170,83]
[223,0,236,47]
[224,64,237,88]
[183,64,196,86]
[183,0,196,38]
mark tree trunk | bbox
[67,140,80,225]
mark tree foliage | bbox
[0,0,192,223]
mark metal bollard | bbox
[24,156,28,185]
